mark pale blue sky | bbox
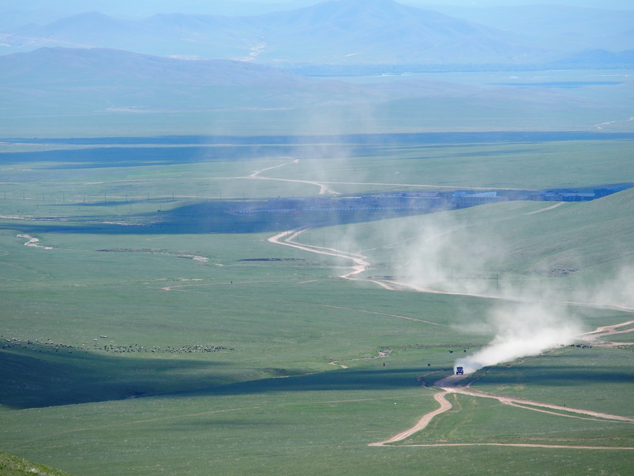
[2,0,633,14]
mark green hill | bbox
[306,188,634,282]
[487,187,634,277]
[0,451,73,476]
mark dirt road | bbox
[524,202,565,215]
[580,320,634,341]
[268,227,634,317]
[268,229,394,290]
[269,229,634,448]
[446,386,634,423]
[370,370,634,448]
[17,234,52,250]
[394,443,634,450]
[370,385,634,448]
[247,159,339,195]
[369,391,453,446]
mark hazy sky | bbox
[1,0,633,17]
[415,0,633,8]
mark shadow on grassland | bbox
[3,346,633,410]
[0,349,233,410]
[9,131,634,147]
[0,202,435,235]
[471,362,634,388]
[0,145,538,170]
[193,365,634,399]
[0,144,401,169]
[0,348,431,409]
[6,129,628,169]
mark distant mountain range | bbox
[430,4,634,53]
[556,49,634,67]
[0,47,303,86]
[0,0,548,65]
[0,1,321,28]
[0,46,480,101]
[1,0,632,66]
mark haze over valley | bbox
[1,1,633,475]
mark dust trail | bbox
[454,302,582,375]
[268,227,631,316]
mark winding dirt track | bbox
[369,373,634,449]
[524,202,565,215]
[393,443,634,450]
[370,317,634,449]
[580,320,634,340]
[268,229,634,450]
[369,391,453,446]
[269,228,634,315]
[268,229,396,291]
[448,386,634,423]
[17,234,53,250]
[247,159,339,195]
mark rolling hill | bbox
[432,4,634,53]
[1,46,632,137]
[0,0,545,64]
[0,47,304,86]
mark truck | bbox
[455,366,464,375]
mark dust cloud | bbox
[330,208,632,376]
[454,302,582,374]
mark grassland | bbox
[1,71,633,138]
[1,137,633,475]
[397,391,634,447]
[1,139,634,204]
[296,187,634,294]
[0,451,74,476]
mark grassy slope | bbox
[0,451,74,476]
[1,75,633,137]
[0,225,507,409]
[1,141,633,203]
[399,392,634,447]
[1,219,633,475]
[274,140,634,190]
[1,142,634,475]
[300,187,634,282]
[466,346,634,418]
